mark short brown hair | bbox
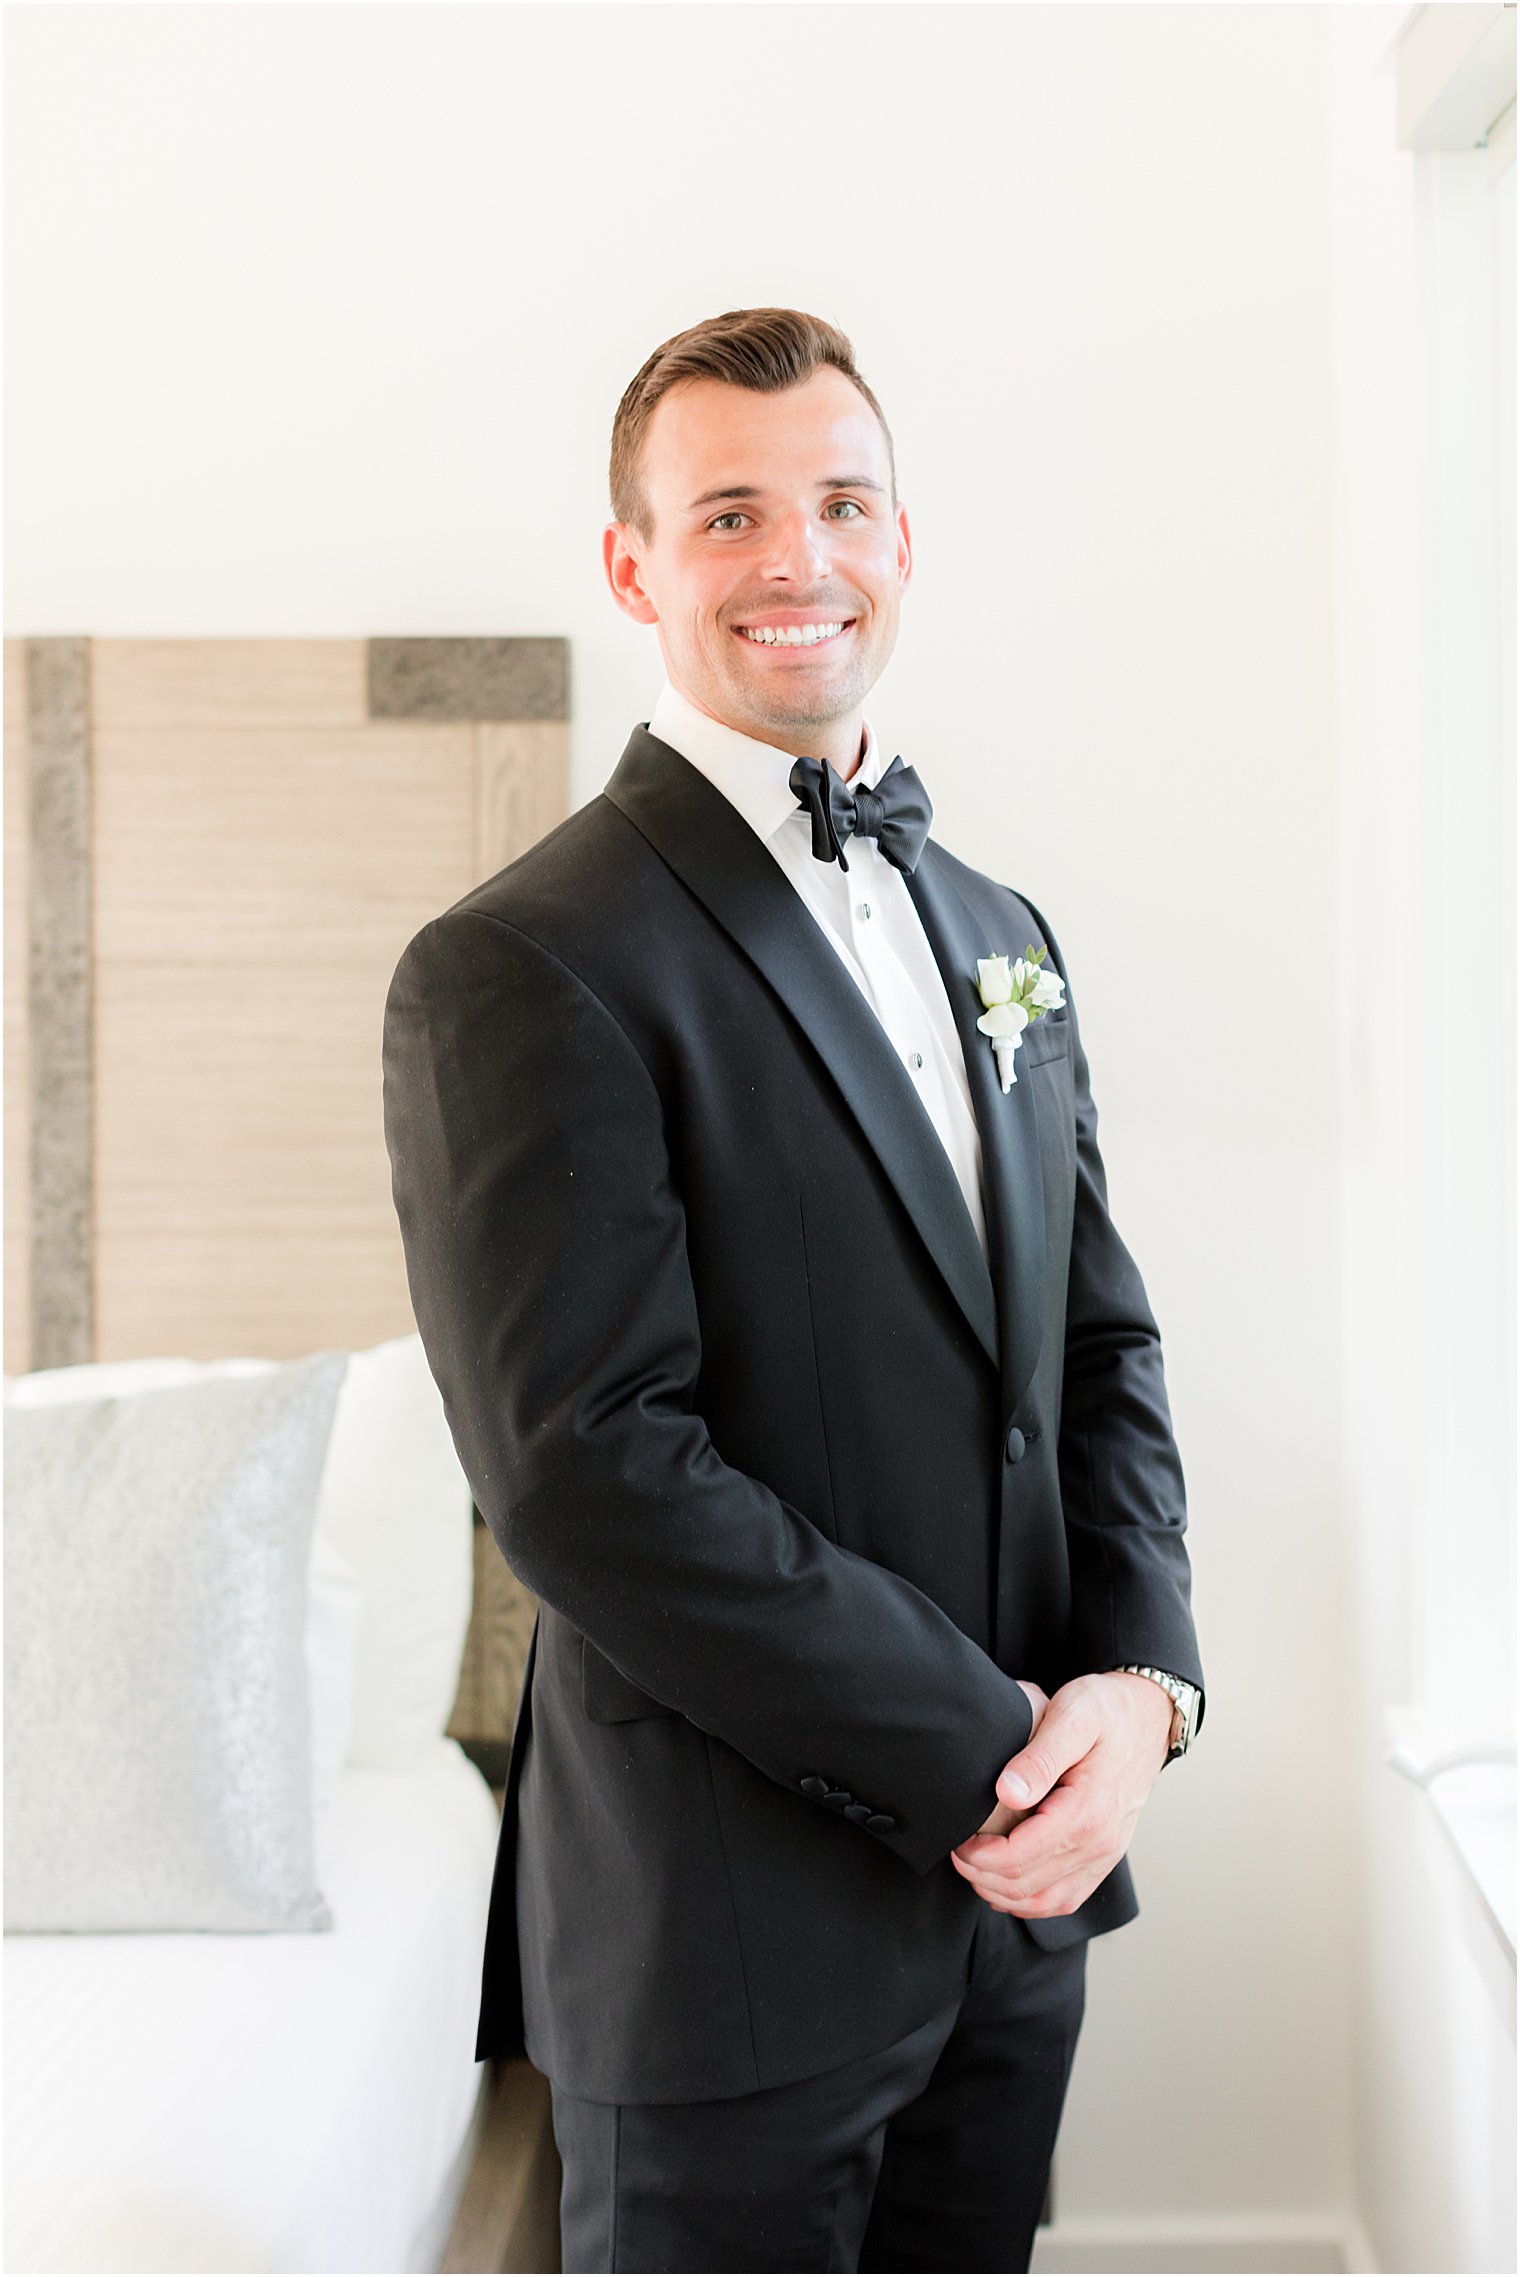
[609,307,896,544]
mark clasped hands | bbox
[949,1671,1172,1920]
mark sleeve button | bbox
[866,1813,896,1833]
[800,1775,829,1798]
[843,1801,872,1824]
[823,1789,852,1809]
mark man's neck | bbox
[671,679,865,781]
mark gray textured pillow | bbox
[3,1348,348,1933]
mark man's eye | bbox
[707,500,865,531]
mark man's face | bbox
[604,367,911,750]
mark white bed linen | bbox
[5,1737,502,2275]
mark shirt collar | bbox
[645,677,889,848]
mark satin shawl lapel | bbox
[603,726,999,1371]
[901,849,1048,1423]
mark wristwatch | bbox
[1115,1664,1200,1763]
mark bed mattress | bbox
[5,1736,502,2274]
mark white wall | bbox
[1331,11,1517,2275]
[5,4,1364,2260]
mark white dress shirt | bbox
[645,678,990,1265]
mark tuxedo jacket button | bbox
[800,1775,829,1798]
[823,1789,852,1809]
[1005,1425,1026,1463]
[866,1813,896,1833]
[843,1801,872,1824]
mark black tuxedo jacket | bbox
[382,722,1205,2105]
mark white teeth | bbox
[737,621,848,646]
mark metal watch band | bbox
[1116,1663,1198,1760]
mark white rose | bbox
[976,956,1015,1008]
[975,1001,1030,1042]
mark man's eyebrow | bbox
[686,476,888,511]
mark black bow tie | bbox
[788,752,933,876]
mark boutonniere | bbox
[974,945,1066,1091]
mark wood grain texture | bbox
[475,724,571,884]
[4,640,31,1372]
[9,659,577,1368]
[94,956,401,1216]
[448,1530,539,1746]
[87,646,483,1360]
[91,639,368,729]
[92,721,475,966]
[439,2057,561,2276]
[93,953,418,1358]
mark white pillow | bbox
[4,1352,348,1932]
[3,1355,270,1405]
[5,1355,361,1795]
[312,1334,475,1772]
[305,1530,365,1810]
[4,1332,475,1775]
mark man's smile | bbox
[731,614,857,653]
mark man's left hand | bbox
[950,1671,1172,1918]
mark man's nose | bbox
[760,509,832,584]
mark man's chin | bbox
[721,670,871,740]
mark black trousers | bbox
[549,1906,1088,2273]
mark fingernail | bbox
[1002,1775,1029,1804]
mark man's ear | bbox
[895,500,913,595]
[603,521,659,625]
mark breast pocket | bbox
[581,1635,682,1723]
[1019,1012,1072,1068]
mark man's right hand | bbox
[977,1681,1051,1836]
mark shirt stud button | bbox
[911,1051,924,1070]
[860,902,872,920]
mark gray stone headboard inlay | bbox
[25,636,94,1369]
[367,637,568,723]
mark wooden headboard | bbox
[3,634,569,1772]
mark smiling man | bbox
[383,307,1204,2274]
[610,365,899,777]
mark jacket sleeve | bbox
[1020,896,1206,1739]
[382,906,1035,1872]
